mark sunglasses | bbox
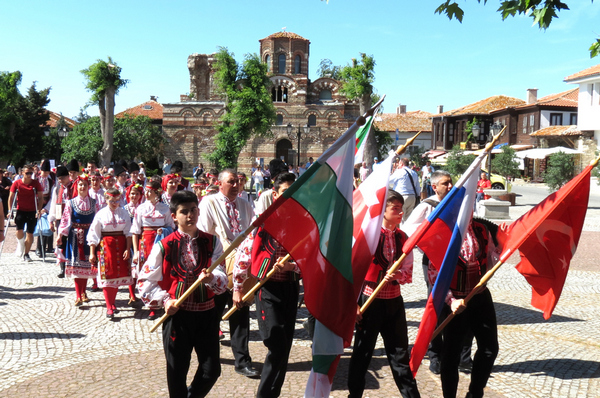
[25,172,33,175]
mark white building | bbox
[564,64,600,142]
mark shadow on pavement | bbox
[493,358,600,379]
[0,332,86,340]
[495,302,583,325]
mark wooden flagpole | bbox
[222,253,291,320]
[395,131,422,155]
[431,148,599,340]
[149,223,255,333]
[359,128,505,315]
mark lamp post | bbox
[45,126,69,164]
[286,123,310,168]
[471,124,480,149]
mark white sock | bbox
[16,237,25,257]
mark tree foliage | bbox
[208,48,276,170]
[543,151,575,192]
[410,145,427,168]
[436,0,598,58]
[491,145,521,180]
[446,145,477,176]
[61,115,165,165]
[0,71,50,165]
[81,57,128,166]
[317,59,342,80]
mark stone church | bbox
[161,31,359,173]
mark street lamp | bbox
[472,124,481,146]
[286,123,310,168]
[487,122,503,175]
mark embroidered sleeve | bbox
[232,231,255,292]
[206,237,228,295]
[48,188,58,223]
[86,210,103,246]
[57,200,73,237]
[137,243,170,307]
[131,205,142,234]
[396,248,414,285]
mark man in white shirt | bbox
[388,157,421,222]
[197,169,260,379]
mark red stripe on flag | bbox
[262,198,357,344]
[403,218,454,270]
[409,297,440,376]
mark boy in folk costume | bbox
[233,172,300,398]
[87,188,133,319]
[137,190,228,397]
[348,190,420,398]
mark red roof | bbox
[116,100,163,120]
[530,125,582,137]
[43,110,77,128]
[374,111,432,132]
[515,88,578,109]
[260,31,308,41]
[564,64,600,82]
[438,95,525,117]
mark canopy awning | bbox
[515,146,583,160]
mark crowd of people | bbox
[0,155,502,398]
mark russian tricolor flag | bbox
[403,154,483,376]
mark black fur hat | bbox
[56,165,68,178]
[67,159,79,172]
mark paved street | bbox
[1,181,599,397]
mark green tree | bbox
[73,108,91,124]
[371,125,394,160]
[543,151,575,192]
[81,57,128,167]
[410,145,427,168]
[61,115,165,165]
[208,48,277,169]
[491,146,521,181]
[317,59,342,80]
[446,145,477,176]
[339,53,378,166]
[435,0,599,58]
[0,71,50,165]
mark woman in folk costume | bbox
[88,171,106,209]
[131,180,175,319]
[87,188,133,319]
[56,173,101,306]
[161,174,179,206]
[123,182,144,305]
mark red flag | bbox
[500,165,591,319]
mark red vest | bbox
[450,219,492,295]
[250,227,296,281]
[364,228,408,284]
[159,230,215,303]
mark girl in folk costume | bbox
[56,174,102,306]
[87,188,133,319]
[192,178,208,203]
[124,182,144,304]
[131,180,175,319]
[102,173,116,191]
[88,172,106,209]
[161,174,179,206]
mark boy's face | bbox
[273,181,292,200]
[172,201,199,233]
[383,199,404,227]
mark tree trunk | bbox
[98,87,116,167]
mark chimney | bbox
[150,95,157,102]
[397,104,407,114]
[437,105,444,114]
[527,88,538,104]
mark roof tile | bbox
[116,100,163,120]
[530,125,581,136]
[438,95,525,117]
[564,64,600,82]
[374,111,432,132]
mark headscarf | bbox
[126,183,144,204]
[162,174,179,192]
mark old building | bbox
[161,31,360,174]
[374,104,432,153]
[115,96,163,129]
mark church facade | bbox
[161,31,359,173]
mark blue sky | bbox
[2,0,599,119]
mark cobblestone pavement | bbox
[1,181,599,397]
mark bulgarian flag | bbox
[354,113,375,164]
[251,102,384,397]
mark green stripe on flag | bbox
[285,162,354,284]
[355,116,372,150]
[312,354,338,375]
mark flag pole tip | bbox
[357,115,366,127]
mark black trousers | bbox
[255,280,299,398]
[162,308,221,398]
[214,290,252,369]
[348,294,420,398]
[441,289,498,398]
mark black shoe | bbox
[459,359,473,373]
[57,263,66,278]
[91,286,100,292]
[35,250,43,258]
[147,311,158,321]
[235,366,260,379]
[429,358,441,375]
[106,311,114,320]
[23,254,33,263]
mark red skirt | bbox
[98,235,131,281]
